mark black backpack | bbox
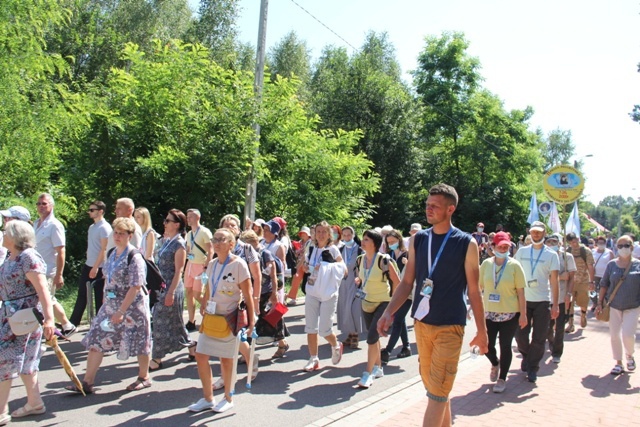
[107,248,165,306]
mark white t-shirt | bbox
[514,244,560,302]
[632,243,640,260]
[34,213,65,278]
[592,248,614,278]
[86,218,112,267]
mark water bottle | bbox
[589,290,597,299]
[469,345,480,360]
[264,301,273,312]
[199,272,209,286]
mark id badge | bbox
[106,291,116,299]
[187,253,195,261]
[527,279,538,288]
[356,289,366,300]
[421,278,434,297]
[205,300,217,315]
[488,293,500,302]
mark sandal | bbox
[149,359,163,372]
[11,402,46,418]
[126,376,152,391]
[627,358,636,372]
[610,364,624,375]
[273,343,290,358]
[66,381,94,394]
[350,334,359,349]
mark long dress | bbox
[82,244,151,358]
[152,236,190,359]
[0,248,46,381]
[336,244,365,334]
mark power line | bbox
[289,0,357,51]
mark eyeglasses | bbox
[212,237,228,244]
[87,208,99,212]
[617,244,632,249]
[36,202,48,206]
[163,218,177,223]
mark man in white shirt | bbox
[514,221,560,383]
[106,198,142,251]
[34,193,76,336]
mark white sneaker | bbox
[357,371,373,388]
[490,364,499,382]
[331,343,343,365]
[213,378,224,391]
[188,398,215,412]
[372,365,384,379]
[493,379,506,393]
[212,399,234,413]
[303,357,320,372]
[251,354,260,380]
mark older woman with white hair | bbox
[596,235,640,375]
[0,220,55,422]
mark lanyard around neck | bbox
[362,253,378,288]
[427,227,453,279]
[210,255,231,296]
[492,260,507,289]
[529,245,544,276]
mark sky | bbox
[190,0,640,205]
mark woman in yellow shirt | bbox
[479,232,527,393]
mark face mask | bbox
[343,239,354,247]
[389,243,399,251]
[532,237,544,245]
[331,232,338,241]
[547,245,559,252]
[597,243,605,249]
[477,227,484,233]
[494,250,509,259]
[617,247,631,257]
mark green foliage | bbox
[185,0,240,67]
[542,129,576,171]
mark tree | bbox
[631,62,640,124]
[268,31,311,100]
[541,128,577,171]
[186,0,239,67]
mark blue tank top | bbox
[411,226,471,326]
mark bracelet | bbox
[117,309,126,316]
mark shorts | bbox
[304,294,337,337]
[46,277,58,302]
[572,281,590,308]
[414,321,464,402]
[362,302,388,345]
[184,263,206,292]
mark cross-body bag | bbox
[9,306,44,336]
[596,263,631,322]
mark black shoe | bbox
[185,321,196,332]
[527,370,537,383]
[381,349,390,365]
[397,347,412,358]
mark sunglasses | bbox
[163,218,177,223]
[617,244,632,249]
[36,202,48,206]
[87,208,100,212]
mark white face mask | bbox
[597,243,606,249]
[477,227,484,233]
[494,250,509,259]
[532,237,545,245]
[547,245,559,252]
[617,247,631,257]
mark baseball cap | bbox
[298,226,311,237]
[410,223,422,231]
[272,216,287,229]
[529,221,546,232]
[545,232,563,244]
[493,231,512,247]
[0,206,31,222]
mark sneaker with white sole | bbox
[303,357,320,372]
[357,371,373,388]
[188,398,215,412]
[331,343,343,365]
[493,379,506,393]
[552,356,561,363]
[212,399,234,413]
[490,364,499,382]
[213,377,225,391]
[372,365,384,379]
[62,325,77,338]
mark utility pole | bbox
[243,0,268,223]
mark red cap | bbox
[493,231,512,248]
[273,216,287,229]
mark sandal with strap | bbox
[126,377,152,391]
[11,402,46,418]
[273,343,290,358]
[65,381,94,394]
[350,334,359,349]
[610,364,624,375]
[149,359,163,372]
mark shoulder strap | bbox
[579,246,587,264]
[605,262,632,307]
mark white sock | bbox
[63,322,74,330]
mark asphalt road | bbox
[10,301,477,426]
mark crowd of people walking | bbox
[0,185,638,426]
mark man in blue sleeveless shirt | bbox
[378,184,488,427]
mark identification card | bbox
[488,293,500,302]
[187,253,195,261]
[106,291,116,300]
[355,289,366,300]
[421,278,434,297]
[527,279,538,288]
[205,300,217,315]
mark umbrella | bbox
[46,335,86,396]
[246,329,258,390]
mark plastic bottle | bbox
[469,345,480,360]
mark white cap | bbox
[410,223,422,231]
[0,206,31,222]
[298,226,311,236]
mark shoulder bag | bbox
[596,263,631,322]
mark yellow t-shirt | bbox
[186,225,213,264]
[479,258,526,313]
[358,254,391,303]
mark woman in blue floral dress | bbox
[67,217,152,393]
[150,209,193,370]
[0,220,55,421]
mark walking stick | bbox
[246,329,258,389]
[229,329,242,397]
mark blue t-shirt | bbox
[411,226,471,326]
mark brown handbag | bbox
[596,263,631,322]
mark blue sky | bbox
[190,0,640,205]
